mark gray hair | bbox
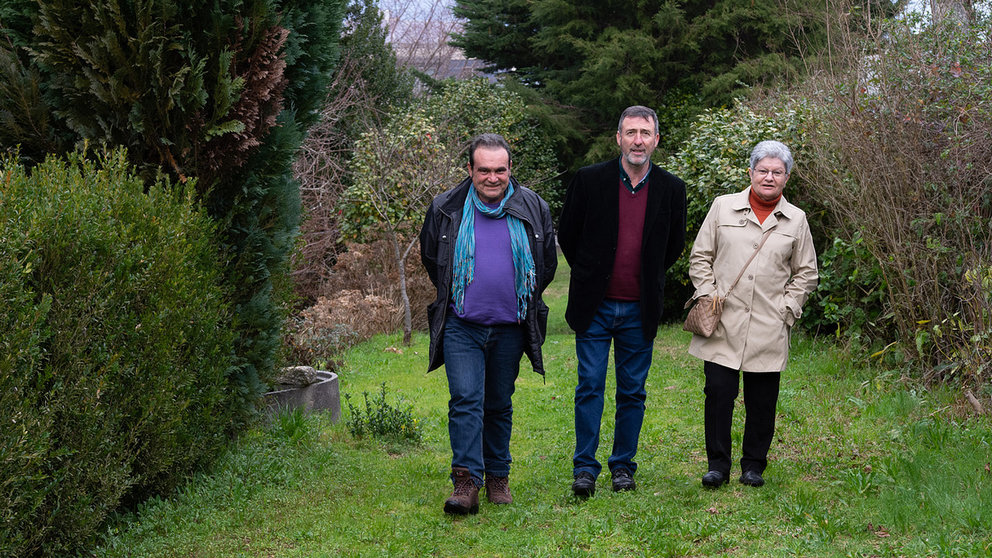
[749,141,794,174]
[617,105,659,135]
[468,133,512,168]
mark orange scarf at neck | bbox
[749,188,781,224]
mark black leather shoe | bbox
[701,470,729,488]
[739,470,765,487]
[572,472,596,497]
[611,468,636,492]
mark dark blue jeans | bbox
[573,300,654,478]
[443,314,524,485]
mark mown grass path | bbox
[93,258,992,557]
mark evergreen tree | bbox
[0,0,346,421]
[336,0,415,133]
[451,0,890,161]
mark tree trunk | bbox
[388,228,413,345]
[929,0,973,24]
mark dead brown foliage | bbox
[286,236,434,365]
[194,24,290,185]
[289,49,375,300]
[321,237,434,333]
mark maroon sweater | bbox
[605,180,648,300]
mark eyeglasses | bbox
[753,168,787,179]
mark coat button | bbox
[739,219,745,224]
[748,274,753,280]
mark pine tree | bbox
[450,0,880,160]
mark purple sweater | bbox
[451,205,520,325]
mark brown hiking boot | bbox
[485,475,512,505]
[443,467,479,515]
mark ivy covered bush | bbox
[0,151,236,557]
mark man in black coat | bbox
[557,106,687,496]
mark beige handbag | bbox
[683,229,773,338]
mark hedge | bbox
[0,151,237,557]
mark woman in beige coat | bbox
[688,141,818,488]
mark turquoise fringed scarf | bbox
[451,181,536,321]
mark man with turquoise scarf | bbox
[420,133,557,515]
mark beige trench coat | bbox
[688,188,818,372]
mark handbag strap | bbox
[725,229,774,296]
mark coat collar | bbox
[437,176,525,218]
[732,187,800,221]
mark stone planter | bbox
[264,370,340,423]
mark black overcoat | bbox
[557,158,687,341]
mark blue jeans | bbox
[573,300,654,478]
[443,314,524,485]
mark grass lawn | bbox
[92,257,992,557]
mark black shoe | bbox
[611,468,636,492]
[571,472,596,497]
[701,470,729,488]
[739,470,765,487]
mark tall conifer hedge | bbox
[1,0,345,423]
[0,2,345,554]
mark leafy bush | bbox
[803,233,889,343]
[664,100,814,317]
[345,383,422,444]
[340,110,457,242]
[0,151,236,557]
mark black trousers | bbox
[703,361,781,475]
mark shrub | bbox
[344,383,422,444]
[664,100,814,318]
[795,11,992,382]
[285,238,434,366]
[0,151,236,557]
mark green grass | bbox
[91,256,992,557]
